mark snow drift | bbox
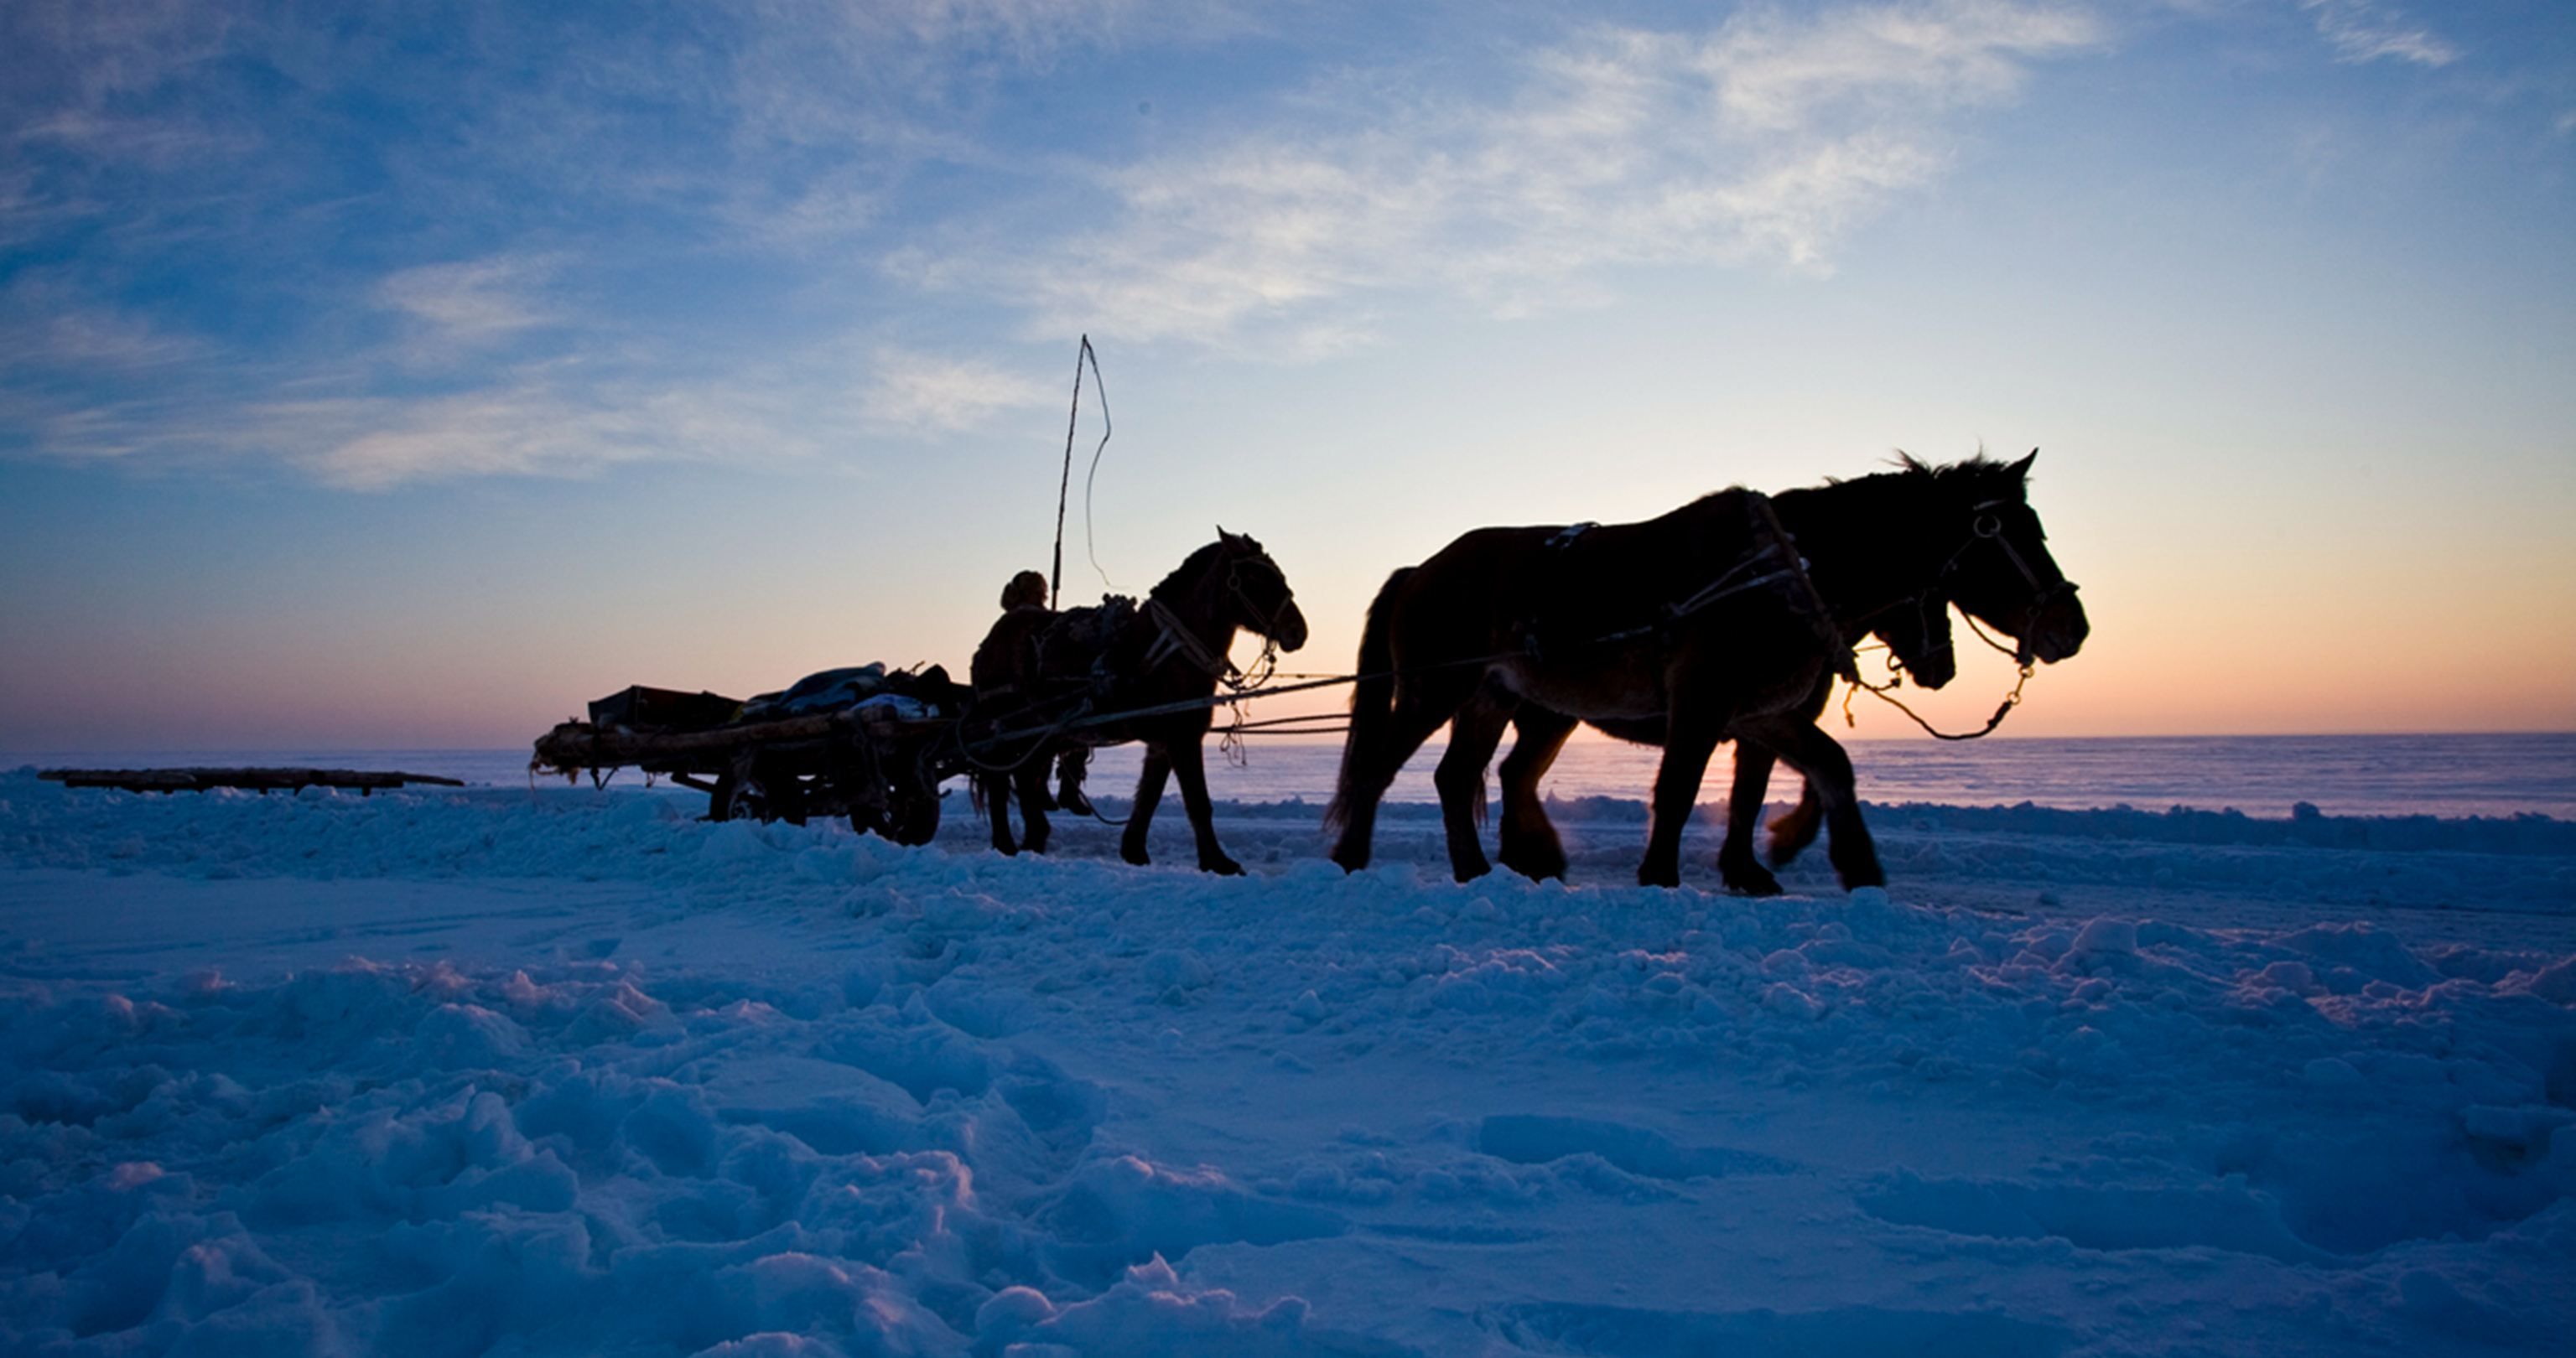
[2,769,2571,1355]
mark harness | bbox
[1142,595,1233,678]
[1537,489,2070,739]
[1141,554,1297,687]
[1564,491,1852,680]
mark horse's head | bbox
[1871,591,1957,690]
[1214,528,1308,652]
[1927,451,2087,666]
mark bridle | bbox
[1941,496,2078,667]
[1144,546,1299,687]
[1883,590,1954,679]
[1223,557,1297,644]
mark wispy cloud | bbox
[283,384,673,490]
[2300,0,2458,67]
[3,343,882,490]
[929,0,2101,350]
[271,364,861,490]
[865,348,1056,431]
[0,280,207,376]
[375,257,559,353]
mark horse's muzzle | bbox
[1272,603,1310,653]
[2028,588,2088,665]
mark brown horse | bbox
[1327,452,2086,889]
[1494,587,1959,894]
[970,531,1308,875]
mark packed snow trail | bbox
[2,771,2571,1355]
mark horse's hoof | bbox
[1121,847,1151,867]
[1498,850,1567,883]
[1724,872,1784,897]
[1637,866,1681,889]
[1203,857,1244,876]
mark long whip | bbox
[1050,336,1109,608]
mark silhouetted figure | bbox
[970,531,1308,874]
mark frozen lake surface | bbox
[13,732,2575,819]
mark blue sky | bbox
[3,0,2571,749]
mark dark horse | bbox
[1495,586,1958,894]
[1327,452,2086,890]
[970,531,1308,875]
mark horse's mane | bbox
[1149,540,1231,601]
[1673,454,2017,515]
[1841,451,2018,490]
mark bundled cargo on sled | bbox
[530,663,969,845]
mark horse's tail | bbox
[1325,567,1412,832]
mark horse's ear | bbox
[2009,448,2038,479]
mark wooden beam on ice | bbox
[39,768,468,796]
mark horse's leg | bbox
[1639,707,1727,889]
[981,770,1020,855]
[1120,746,1174,867]
[1055,748,1093,816]
[1496,706,1576,882]
[1432,691,1513,882]
[1328,669,1482,873]
[1763,674,1835,868]
[1015,762,1052,855]
[1766,784,1826,867]
[1739,718,1883,890]
[1163,736,1244,876]
[1718,741,1785,896]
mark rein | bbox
[1845,656,2033,741]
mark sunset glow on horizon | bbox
[3,0,2570,753]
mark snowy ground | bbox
[3,768,2573,1356]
